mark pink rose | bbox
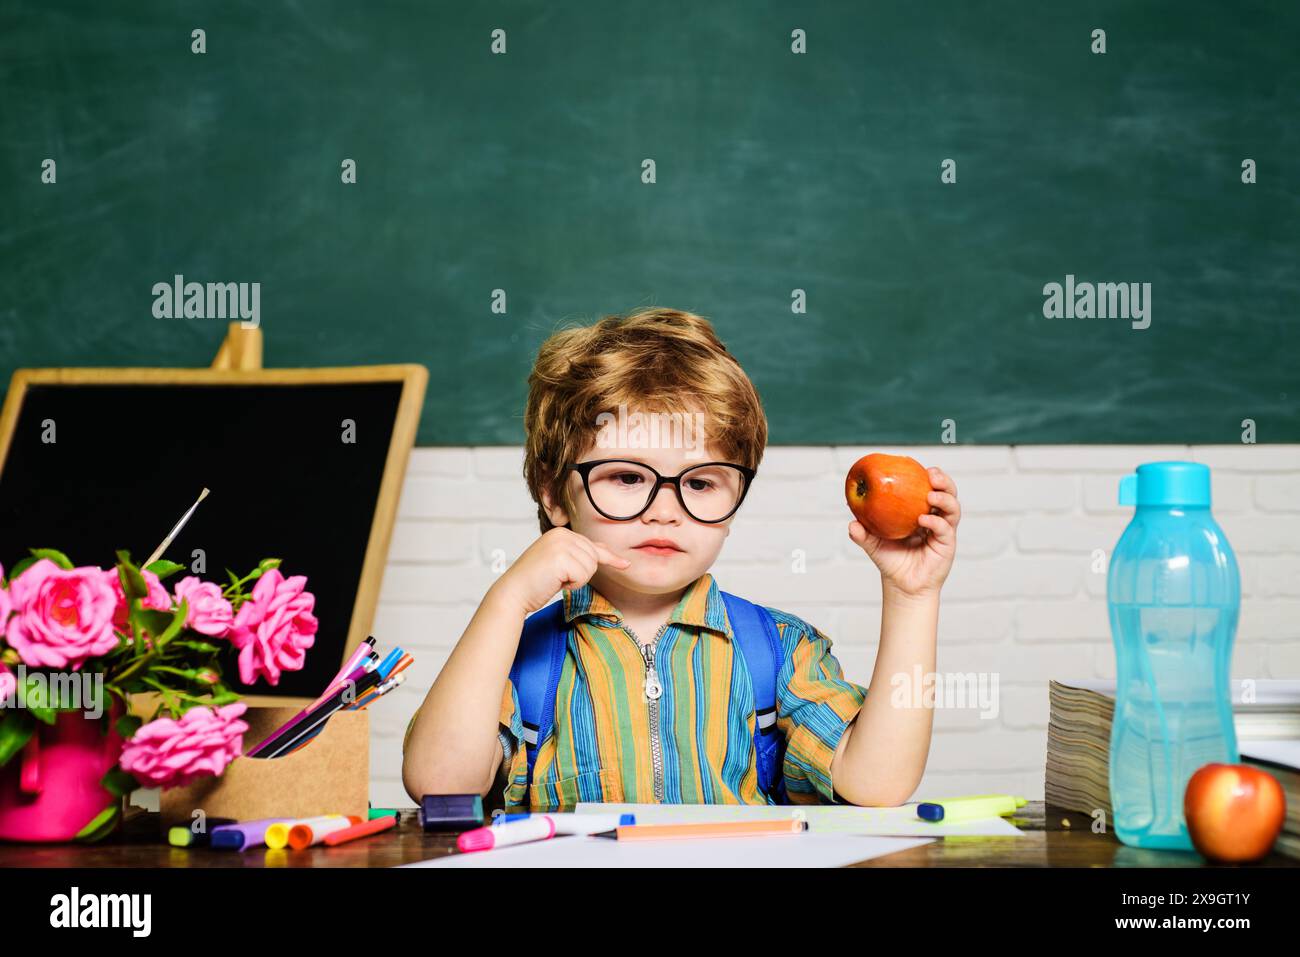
[172,576,233,637]
[226,570,317,686]
[105,567,172,635]
[119,702,249,789]
[5,559,119,669]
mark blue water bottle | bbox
[1107,461,1241,850]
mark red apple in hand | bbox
[1184,763,1286,863]
[844,453,932,540]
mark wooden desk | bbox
[0,803,1295,867]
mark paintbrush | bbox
[143,487,210,569]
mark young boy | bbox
[402,307,960,811]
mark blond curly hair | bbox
[523,307,768,533]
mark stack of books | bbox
[1239,739,1300,859]
[1046,678,1300,858]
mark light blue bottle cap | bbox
[1118,461,1211,508]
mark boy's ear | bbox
[540,485,571,529]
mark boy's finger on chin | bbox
[591,542,626,564]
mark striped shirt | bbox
[484,571,868,811]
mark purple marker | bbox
[211,818,294,851]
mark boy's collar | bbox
[563,571,732,639]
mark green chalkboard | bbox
[2,0,1296,444]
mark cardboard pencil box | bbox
[159,706,369,830]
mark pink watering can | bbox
[0,706,125,842]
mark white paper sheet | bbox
[572,802,1025,836]
[399,831,934,868]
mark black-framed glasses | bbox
[565,458,756,523]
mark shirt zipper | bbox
[623,621,670,803]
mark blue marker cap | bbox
[376,647,404,679]
[916,802,944,821]
[495,811,636,826]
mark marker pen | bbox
[288,815,363,849]
[323,814,399,846]
[493,812,636,834]
[266,815,351,850]
[458,816,558,853]
[168,818,236,847]
[211,818,295,851]
[915,795,1027,823]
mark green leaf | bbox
[115,713,143,739]
[258,557,282,573]
[5,555,38,582]
[206,691,241,706]
[100,766,139,799]
[127,603,145,656]
[74,803,121,843]
[0,711,36,767]
[145,559,186,581]
[226,569,240,588]
[134,608,176,639]
[154,598,188,650]
[116,555,148,601]
[19,675,57,724]
[29,547,74,570]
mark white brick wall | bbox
[369,445,1300,809]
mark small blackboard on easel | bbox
[0,325,427,706]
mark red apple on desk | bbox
[844,453,932,540]
[1184,763,1286,863]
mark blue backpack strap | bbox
[720,591,790,804]
[507,598,568,787]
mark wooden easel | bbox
[1,322,426,714]
[209,323,263,371]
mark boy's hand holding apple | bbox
[844,453,960,600]
[490,526,632,617]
